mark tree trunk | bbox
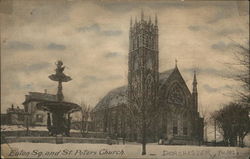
[81,112,85,137]
[86,121,89,133]
[141,120,147,155]
[142,130,146,155]
[239,136,245,147]
[142,141,146,155]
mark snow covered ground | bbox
[1,125,27,131]
[1,125,80,132]
[1,142,250,159]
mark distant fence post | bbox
[106,136,112,145]
[56,135,63,144]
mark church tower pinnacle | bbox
[193,70,197,93]
[141,9,144,21]
[155,14,158,25]
[130,16,132,27]
[192,70,198,112]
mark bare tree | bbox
[127,78,159,155]
[200,106,210,142]
[212,103,249,147]
[79,101,92,137]
[229,41,250,104]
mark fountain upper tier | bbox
[49,60,72,82]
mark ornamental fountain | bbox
[37,60,81,136]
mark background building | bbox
[22,91,57,126]
[1,104,25,125]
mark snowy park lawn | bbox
[1,142,250,159]
[1,125,80,132]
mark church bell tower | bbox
[128,10,159,111]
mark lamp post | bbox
[214,119,216,146]
[23,112,31,136]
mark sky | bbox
[1,0,249,114]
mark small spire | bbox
[155,13,158,25]
[130,16,132,27]
[192,70,198,94]
[193,70,197,84]
[141,8,144,21]
[149,16,151,23]
[175,59,178,68]
[135,16,137,23]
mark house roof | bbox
[23,92,57,104]
[7,107,25,113]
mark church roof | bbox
[92,86,127,112]
[92,68,181,112]
[159,68,175,82]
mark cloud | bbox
[188,25,243,37]
[95,1,230,13]
[84,74,123,82]
[24,84,33,90]
[80,74,123,88]
[2,61,51,75]
[203,84,232,93]
[77,24,100,32]
[218,28,243,36]
[188,25,203,31]
[84,75,100,82]
[102,30,122,36]
[203,84,218,92]
[5,41,33,50]
[207,9,233,24]
[183,67,228,77]
[187,25,215,33]
[47,43,66,50]
[77,23,122,36]
[211,41,235,51]
[104,52,120,58]
[24,62,51,72]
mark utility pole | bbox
[214,119,216,146]
[204,125,207,143]
[24,112,30,136]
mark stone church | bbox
[92,12,203,145]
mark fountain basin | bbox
[37,101,80,113]
[36,101,81,136]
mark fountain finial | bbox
[55,60,65,76]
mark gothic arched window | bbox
[167,84,185,106]
[173,119,178,135]
[134,54,139,70]
[145,74,153,97]
[137,37,139,48]
[145,54,153,69]
[132,74,141,97]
